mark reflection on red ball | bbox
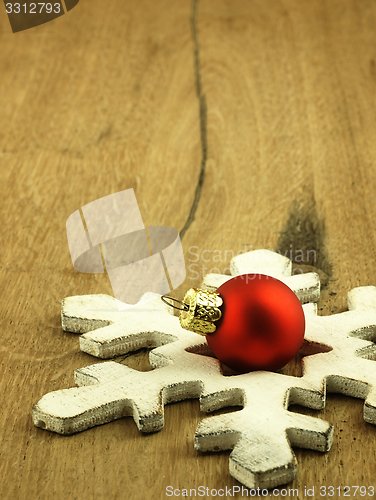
[206,274,305,373]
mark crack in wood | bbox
[180,0,207,240]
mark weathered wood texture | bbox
[0,0,376,498]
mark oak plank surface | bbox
[0,0,375,498]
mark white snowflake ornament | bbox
[32,249,376,489]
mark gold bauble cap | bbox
[179,288,223,335]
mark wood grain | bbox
[0,0,376,498]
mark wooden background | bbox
[1,0,376,498]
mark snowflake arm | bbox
[301,288,376,424]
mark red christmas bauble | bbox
[206,274,305,373]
